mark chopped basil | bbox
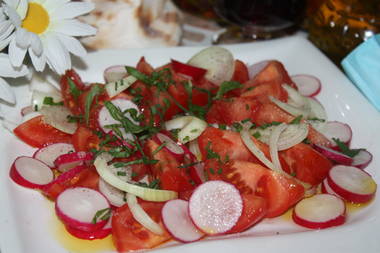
[290,115,303,124]
[92,208,111,224]
[66,114,83,123]
[214,81,242,100]
[43,96,64,106]
[205,142,220,160]
[217,168,223,175]
[67,77,82,100]
[333,138,362,157]
[209,168,215,174]
[232,122,243,132]
[85,84,103,125]
[117,171,127,176]
[259,121,281,129]
[252,131,261,139]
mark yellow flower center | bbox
[21,3,49,34]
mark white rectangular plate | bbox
[1,34,379,253]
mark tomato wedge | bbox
[14,116,72,148]
[112,201,171,252]
[72,126,100,152]
[171,59,207,80]
[60,69,87,115]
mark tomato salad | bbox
[9,46,377,252]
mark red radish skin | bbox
[323,121,352,147]
[327,165,377,203]
[171,59,207,80]
[162,199,204,243]
[188,180,243,235]
[292,194,346,229]
[104,65,128,83]
[10,156,54,189]
[55,187,110,232]
[21,105,34,116]
[65,215,112,240]
[189,162,206,185]
[34,143,75,168]
[153,133,185,161]
[352,150,373,169]
[291,74,321,97]
[313,144,353,165]
[54,151,93,172]
[321,178,339,197]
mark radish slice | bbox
[352,149,373,169]
[162,199,204,242]
[55,187,111,232]
[327,165,377,203]
[22,111,42,123]
[187,46,234,85]
[40,105,78,134]
[322,121,352,147]
[189,180,243,235]
[54,151,93,172]
[65,216,112,240]
[189,162,206,185]
[291,74,322,97]
[34,143,75,168]
[313,144,353,165]
[10,156,54,189]
[21,106,35,116]
[98,98,140,140]
[321,178,339,197]
[154,133,185,160]
[104,65,128,83]
[247,60,269,79]
[292,194,345,229]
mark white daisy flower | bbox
[0,52,28,104]
[0,0,96,75]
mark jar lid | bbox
[341,34,380,112]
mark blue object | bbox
[341,34,380,112]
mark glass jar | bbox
[307,0,380,64]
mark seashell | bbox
[80,0,183,49]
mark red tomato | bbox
[280,143,333,185]
[72,126,100,152]
[257,170,304,218]
[228,194,267,233]
[60,69,86,115]
[198,127,261,163]
[252,102,294,126]
[241,81,288,103]
[13,116,72,148]
[42,166,99,200]
[171,59,207,80]
[112,201,171,252]
[232,59,249,84]
[144,139,195,192]
[136,57,154,75]
[113,154,149,181]
[206,97,261,125]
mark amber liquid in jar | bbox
[307,0,380,64]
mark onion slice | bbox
[126,193,164,235]
[269,123,287,173]
[94,156,177,202]
[105,75,137,98]
[240,130,275,170]
[165,116,207,144]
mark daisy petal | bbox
[55,33,86,57]
[52,2,94,20]
[0,77,16,104]
[0,53,29,77]
[0,20,12,34]
[9,36,27,67]
[0,35,13,51]
[15,28,32,49]
[4,5,21,26]
[28,47,46,72]
[43,34,71,75]
[42,0,69,12]
[53,19,97,37]
[0,22,14,41]
[16,0,28,20]
[3,0,19,9]
[30,33,43,56]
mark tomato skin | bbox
[228,194,267,233]
[14,116,72,148]
[112,201,171,252]
[72,126,100,152]
[171,59,207,80]
[144,139,195,192]
[206,97,261,125]
[60,69,86,115]
[241,81,288,103]
[257,170,304,218]
[280,143,333,186]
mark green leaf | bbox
[43,97,64,106]
[92,208,111,224]
[85,84,103,125]
[290,115,303,124]
[214,81,242,100]
[333,138,362,158]
[67,77,82,100]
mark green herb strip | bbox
[92,208,111,224]
[214,81,242,100]
[43,97,64,106]
[67,77,82,100]
[333,138,362,157]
